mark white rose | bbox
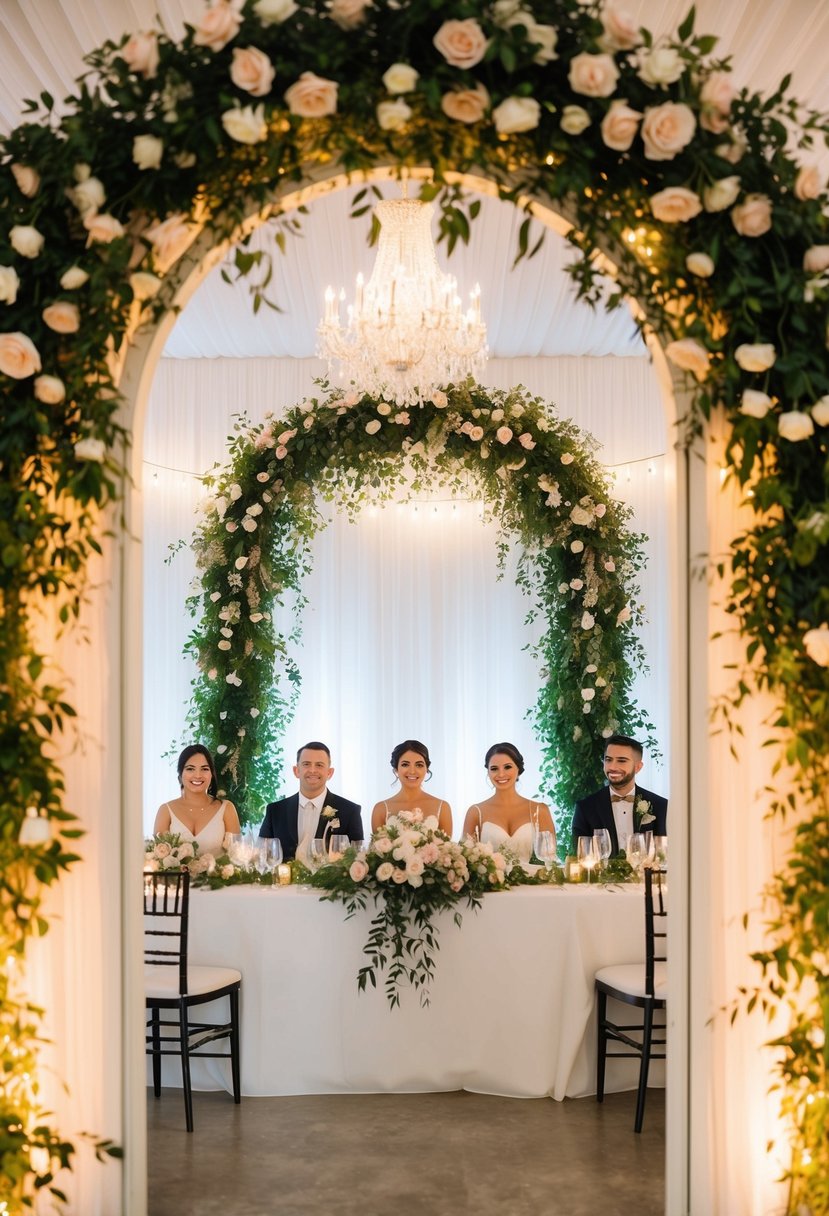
[174,151,197,169]
[568,52,619,98]
[650,186,702,223]
[778,411,814,442]
[734,343,775,373]
[433,19,489,69]
[581,688,596,701]
[330,0,372,28]
[581,611,595,629]
[42,302,80,334]
[700,72,734,133]
[83,213,125,244]
[382,63,419,94]
[122,30,159,77]
[34,375,65,404]
[496,426,513,444]
[794,164,822,202]
[600,2,640,50]
[528,23,558,64]
[803,246,829,274]
[60,266,89,289]
[739,389,771,419]
[441,85,490,124]
[637,47,684,87]
[685,252,715,278]
[570,505,593,525]
[703,176,741,213]
[0,333,41,379]
[284,72,338,118]
[377,100,412,131]
[11,163,40,197]
[74,437,105,462]
[130,272,162,301]
[803,625,829,667]
[641,102,696,160]
[560,105,591,135]
[133,134,164,170]
[9,225,44,259]
[0,266,20,305]
[230,46,276,96]
[716,128,748,165]
[365,419,382,435]
[732,194,773,238]
[222,104,268,144]
[69,176,106,217]
[253,0,297,22]
[811,396,829,427]
[194,0,243,51]
[601,100,642,151]
[665,338,711,380]
[493,96,541,135]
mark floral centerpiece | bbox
[309,809,509,1007]
[144,832,201,872]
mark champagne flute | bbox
[593,828,612,870]
[577,836,598,884]
[535,830,556,874]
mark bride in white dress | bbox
[461,742,556,863]
[153,745,241,855]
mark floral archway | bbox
[2,0,828,1210]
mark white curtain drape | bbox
[142,354,670,834]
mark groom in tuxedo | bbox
[571,734,667,855]
[259,741,363,861]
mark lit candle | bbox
[567,860,582,883]
[277,863,291,886]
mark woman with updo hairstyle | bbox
[461,742,555,863]
[153,743,241,854]
[371,739,452,835]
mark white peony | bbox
[382,63,419,94]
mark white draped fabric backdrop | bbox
[142,355,671,833]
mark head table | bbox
[146,883,664,1100]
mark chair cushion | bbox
[595,961,667,1000]
[144,964,241,1000]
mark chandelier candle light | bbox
[317,198,487,406]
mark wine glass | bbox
[225,833,245,864]
[577,836,598,884]
[260,837,282,885]
[329,834,350,859]
[535,830,557,874]
[654,835,668,866]
[254,843,271,882]
[627,832,646,878]
[642,830,654,865]
[593,828,612,870]
[309,839,327,868]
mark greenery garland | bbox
[0,0,827,1206]
[182,378,653,833]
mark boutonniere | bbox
[634,796,655,826]
[322,805,340,829]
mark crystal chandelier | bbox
[317,198,488,407]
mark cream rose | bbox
[641,102,696,160]
[700,72,734,134]
[601,100,642,151]
[146,213,194,266]
[568,52,619,98]
[130,271,162,300]
[493,96,541,135]
[731,194,772,238]
[376,99,412,131]
[803,625,829,667]
[194,0,243,52]
[133,134,164,170]
[34,374,66,404]
[222,103,268,143]
[365,419,381,435]
[433,19,489,69]
[253,0,298,24]
[665,338,711,380]
[231,47,276,96]
[0,266,20,305]
[794,164,822,202]
[650,186,702,223]
[376,861,394,882]
[382,63,419,94]
[42,302,80,334]
[716,127,748,165]
[122,30,159,77]
[69,175,106,217]
[560,105,591,135]
[518,432,536,450]
[739,389,771,418]
[60,266,89,290]
[0,332,41,379]
[812,396,829,427]
[349,859,369,882]
[469,425,484,442]
[600,1,640,50]
[778,410,814,442]
[10,225,44,259]
[735,343,775,373]
[284,72,338,118]
[581,611,595,629]
[74,437,106,462]
[528,23,558,64]
[803,246,829,274]
[637,47,684,87]
[330,0,372,29]
[441,85,489,124]
[496,426,514,444]
[83,213,125,244]
[11,163,40,197]
[703,175,741,212]
[686,252,715,277]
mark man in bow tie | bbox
[571,734,667,855]
[259,741,363,862]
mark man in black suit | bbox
[572,734,667,856]
[259,741,363,861]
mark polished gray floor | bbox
[147,1088,665,1215]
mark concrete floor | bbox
[147,1088,665,1215]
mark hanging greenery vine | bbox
[1,0,828,1207]
[181,378,653,831]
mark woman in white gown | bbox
[153,745,241,855]
[371,739,453,836]
[461,742,555,863]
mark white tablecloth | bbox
[149,883,663,1100]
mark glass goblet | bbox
[309,839,327,869]
[329,833,350,860]
[593,828,612,870]
[653,836,668,866]
[535,830,556,874]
